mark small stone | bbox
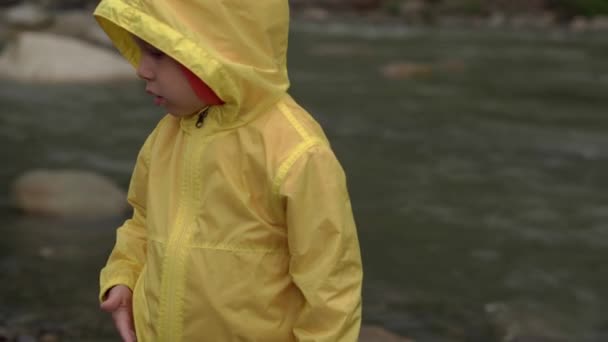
[381,61,434,80]
[570,16,589,32]
[0,325,14,341]
[359,325,413,342]
[300,7,330,21]
[488,12,507,28]
[38,247,56,259]
[0,0,21,8]
[399,0,429,24]
[38,331,60,342]
[590,16,608,31]
[15,335,36,342]
[2,3,53,29]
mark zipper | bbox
[159,132,193,341]
[159,106,211,340]
[195,106,210,128]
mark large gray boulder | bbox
[0,31,135,83]
[48,10,113,48]
[1,3,53,29]
[11,169,128,219]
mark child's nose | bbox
[136,57,154,80]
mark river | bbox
[1,24,607,341]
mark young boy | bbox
[95,1,363,341]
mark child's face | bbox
[133,36,207,117]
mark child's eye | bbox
[147,48,165,59]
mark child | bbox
[95,0,363,341]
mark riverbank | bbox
[291,4,608,33]
[1,0,608,44]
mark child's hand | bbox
[100,285,137,342]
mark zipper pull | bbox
[195,106,210,128]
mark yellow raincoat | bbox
[95,0,362,341]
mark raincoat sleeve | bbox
[98,127,157,301]
[281,145,363,342]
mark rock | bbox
[38,246,56,259]
[38,0,96,10]
[0,21,10,41]
[536,11,557,29]
[509,336,566,342]
[439,59,466,73]
[381,59,468,79]
[83,24,113,47]
[11,169,128,219]
[37,331,61,342]
[351,0,382,11]
[299,6,330,21]
[0,0,20,8]
[47,10,113,47]
[0,324,15,340]
[1,3,54,29]
[488,12,507,28]
[309,43,371,56]
[290,0,381,11]
[0,32,135,83]
[381,61,434,80]
[570,16,589,32]
[510,13,555,30]
[590,16,608,31]
[398,0,431,25]
[15,335,36,342]
[359,326,413,342]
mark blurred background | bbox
[1,0,608,341]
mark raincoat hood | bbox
[94,0,290,127]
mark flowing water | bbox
[1,25,608,341]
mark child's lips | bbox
[146,88,166,106]
[154,96,166,106]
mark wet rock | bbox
[0,21,10,41]
[1,3,53,29]
[509,336,565,342]
[398,0,432,25]
[0,32,135,83]
[299,6,330,21]
[359,325,413,342]
[590,16,608,31]
[309,42,371,56]
[0,324,15,341]
[510,13,556,30]
[290,0,381,11]
[38,0,96,10]
[15,335,36,342]
[37,330,61,342]
[0,0,21,8]
[47,10,113,47]
[488,12,507,28]
[11,169,128,219]
[38,246,56,259]
[381,61,434,80]
[82,24,112,47]
[381,59,465,80]
[569,16,589,32]
[350,0,383,11]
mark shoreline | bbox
[290,8,608,34]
